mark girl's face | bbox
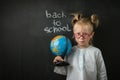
[73,23,94,48]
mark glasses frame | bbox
[74,32,92,39]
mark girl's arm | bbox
[96,51,108,80]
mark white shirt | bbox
[54,45,107,80]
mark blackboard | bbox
[1,0,120,80]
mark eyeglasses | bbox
[74,32,92,38]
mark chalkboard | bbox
[1,0,120,80]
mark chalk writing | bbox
[44,10,71,33]
[44,24,71,33]
[45,10,66,18]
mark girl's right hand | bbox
[53,56,64,63]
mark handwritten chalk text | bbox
[44,24,71,33]
[45,10,66,18]
[43,10,71,33]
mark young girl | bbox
[53,13,107,80]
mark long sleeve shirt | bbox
[54,45,107,80]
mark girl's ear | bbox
[72,35,74,39]
[90,32,95,38]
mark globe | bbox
[50,35,72,57]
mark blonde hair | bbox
[71,13,99,45]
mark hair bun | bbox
[70,13,83,26]
[90,14,99,28]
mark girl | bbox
[53,13,107,80]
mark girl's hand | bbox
[53,56,64,63]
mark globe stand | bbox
[54,61,69,66]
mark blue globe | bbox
[50,35,72,56]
